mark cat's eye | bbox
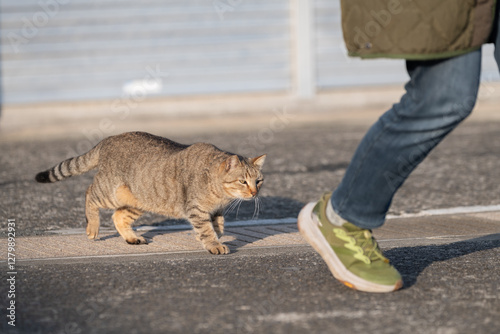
[257,179,263,184]
[239,180,247,185]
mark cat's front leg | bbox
[188,210,229,255]
[212,211,225,238]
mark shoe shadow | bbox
[384,234,500,289]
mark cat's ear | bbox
[250,154,266,169]
[223,155,241,172]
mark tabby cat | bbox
[36,131,266,255]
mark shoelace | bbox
[313,200,390,265]
[334,228,389,264]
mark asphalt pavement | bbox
[1,103,500,333]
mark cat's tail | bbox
[35,143,102,183]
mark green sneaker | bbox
[298,193,403,293]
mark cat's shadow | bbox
[383,234,500,289]
[98,195,305,248]
[97,227,191,244]
[96,223,298,251]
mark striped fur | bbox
[36,131,266,254]
[35,143,101,183]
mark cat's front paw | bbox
[125,236,148,245]
[86,226,99,240]
[205,242,230,255]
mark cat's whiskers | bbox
[235,198,243,218]
[252,196,261,220]
[224,198,242,216]
[224,198,240,215]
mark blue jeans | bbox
[331,9,500,230]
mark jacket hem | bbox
[348,47,483,60]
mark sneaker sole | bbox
[298,202,403,293]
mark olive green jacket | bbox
[341,0,497,60]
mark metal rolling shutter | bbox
[314,0,500,89]
[314,0,409,88]
[0,0,291,105]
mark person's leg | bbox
[331,50,483,230]
[298,51,483,292]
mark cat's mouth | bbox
[236,194,256,201]
[243,195,257,200]
[243,190,260,200]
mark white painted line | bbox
[386,204,500,219]
[48,204,500,236]
[377,233,496,243]
[7,244,310,263]
[52,218,298,235]
[12,249,206,263]
[7,232,499,263]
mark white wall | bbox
[1,0,498,105]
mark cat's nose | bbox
[250,189,258,197]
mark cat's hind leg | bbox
[112,207,147,245]
[85,184,101,240]
[113,185,147,244]
[86,181,120,239]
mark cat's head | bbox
[220,154,266,200]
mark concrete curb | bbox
[2,211,499,262]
